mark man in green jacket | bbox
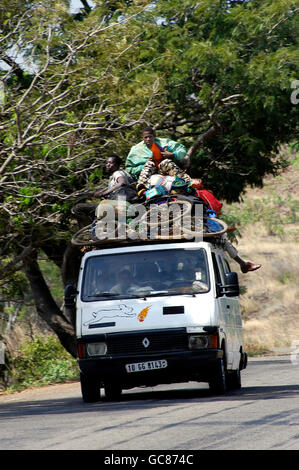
[125,127,191,189]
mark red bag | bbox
[195,189,223,216]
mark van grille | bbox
[107,328,188,356]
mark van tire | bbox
[80,373,101,403]
[209,358,227,395]
[226,369,241,390]
[104,383,122,401]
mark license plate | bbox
[125,359,168,373]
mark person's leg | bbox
[236,256,261,273]
[71,202,98,228]
[158,159,192,183]
[137,160,157,190]
[223,238,261,273]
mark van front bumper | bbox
[78,349,223,387]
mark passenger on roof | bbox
[125,127,191,190]
[72,154,137,228]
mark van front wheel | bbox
[226,369,241,390]
[80,373,101,403]
[209,358,227,395]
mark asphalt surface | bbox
[0,355,298,451]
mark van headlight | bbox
[86,342,107,356]
[188,334,218,349]
[188,335,209,349]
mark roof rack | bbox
[77,233,225,253]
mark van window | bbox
[223,258,231,274]
[81,248,210,301]
[217,255,232,279]
[216,254,226,284]
[211,253,221,285]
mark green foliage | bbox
[290,141,299,152]
[38,258,64,300]
[9,335,79,390]
[225,191,299,239]
[89,168,103,182]
[290,145,299,170]
[0,270,29,301]
[144,0,299,200]
[277,271,295,284]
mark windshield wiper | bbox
[87,292,147,299]
[87,288,204,299]
[146,290,170,296]
[149,289,198,297]
[87,292,115,298]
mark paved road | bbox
[0,355,298,450]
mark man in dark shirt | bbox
[72,154,136,227]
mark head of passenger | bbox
[142,127,155,149]
[105,154,122,174]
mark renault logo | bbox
[142,337,150,348]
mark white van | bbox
[70,240,247,402]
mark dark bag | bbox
[108,183,139,204]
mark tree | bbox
[137,0,298,200]
[0,0,163,356]
[0,0,298,356]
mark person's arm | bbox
[94,175,126,198]
[161,139,190,168]
[160,149,174,159]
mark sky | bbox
[0,1,96,73]
[70,0,95,13]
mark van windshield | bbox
[81,248,210,301]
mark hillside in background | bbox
[224,146,299,355]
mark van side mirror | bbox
[64,284,78,308]
[218,272,240,297]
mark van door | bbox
[212,252,234,369]
[212,252,233,368]
[219,255,242,370]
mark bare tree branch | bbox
[186,122,223,160]
[80,0,92,13]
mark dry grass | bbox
[226,154,299,355]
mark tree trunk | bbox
[24,257,77,358]
[186,123,222,161]
[61,244,82,287]
[40,242,82,330]
[61,244,83,330]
